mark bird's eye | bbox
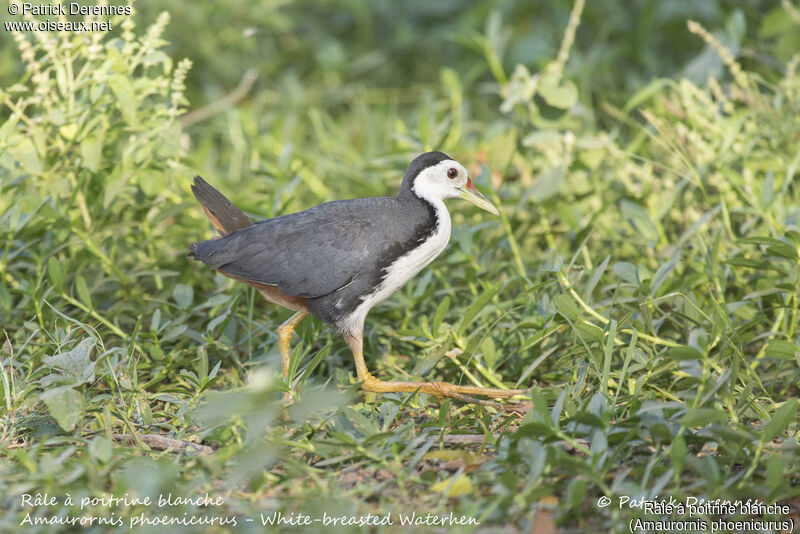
[447,168,458,179]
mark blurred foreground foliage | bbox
[1,1,799,532]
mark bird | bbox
[189,151,528,403]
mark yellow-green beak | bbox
[460,178,499,215]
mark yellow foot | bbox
[277,311,308,400]
[360,373,529,405]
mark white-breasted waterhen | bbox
[189,151,528,403]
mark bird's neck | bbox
[398,187,451,231]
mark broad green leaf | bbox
[568,411,604,428]
[567,479,587,509]
[649,423,672,443]
[585,255,610,300]
[766,243,799,261]
[529,166,564,201]
[515,422,555,439]
[620,200,659,242]
[172,284,194,310]
[424,450,488,469]
[765,340,798,360]
[590,429,608,455]
[139,396,154,425]
[760,170,775,208]
[668,345,704,361]
[622,78,673,114]
[551,389,567,427]
[412,344,448,376]
[108,75,138,125]
[151,308,161,332]
[612,262,638,284]
[89,436,113,463]
[81,135,103,172]
[651,259,677,295]
[48,256,63,292]
[379,401,399,432]
[738,236,789,247]
[554,293,579,321]
[59,123,78,141]
[207,310,231,332]
[766,452,782,492]
[8,137,42,175]
[42,337,96,385]
[681,407,727,427]
[520,438,547,479]
[761,398,798,442]
[432,296,450,336]
[457,286,498,335]
[575,321,604,344]
[578,148,605,170]
[521,130,561,147]
[485,127,517,169]
[142,50,170,67]
[41,387,85,431]
[739,236,798,260]
[538,80,578,109]
[671,435,687,477]
[726,257,787,273]
[481,336,498,370]
[602,320,617,395]
[431,474,472,497]
[75,276,93,308]
[556,201,580,230]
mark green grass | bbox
[1,2,799,533]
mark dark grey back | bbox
[191,194,438,324]
[190,151,458,328]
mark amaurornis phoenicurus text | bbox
[189,152,528,403]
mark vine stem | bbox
[557,272,680,348]
[551,0,586,78]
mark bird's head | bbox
[402,151,499,215]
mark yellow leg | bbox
[343,331,529,405]
[277,311,308,387]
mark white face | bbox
[412,159,469,202]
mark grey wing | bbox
[191,199,396,298]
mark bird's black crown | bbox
[400,151,453,191]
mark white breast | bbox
[337,199,451,334]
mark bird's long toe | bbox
[359,374,528,405]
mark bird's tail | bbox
[189,176,254,258]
